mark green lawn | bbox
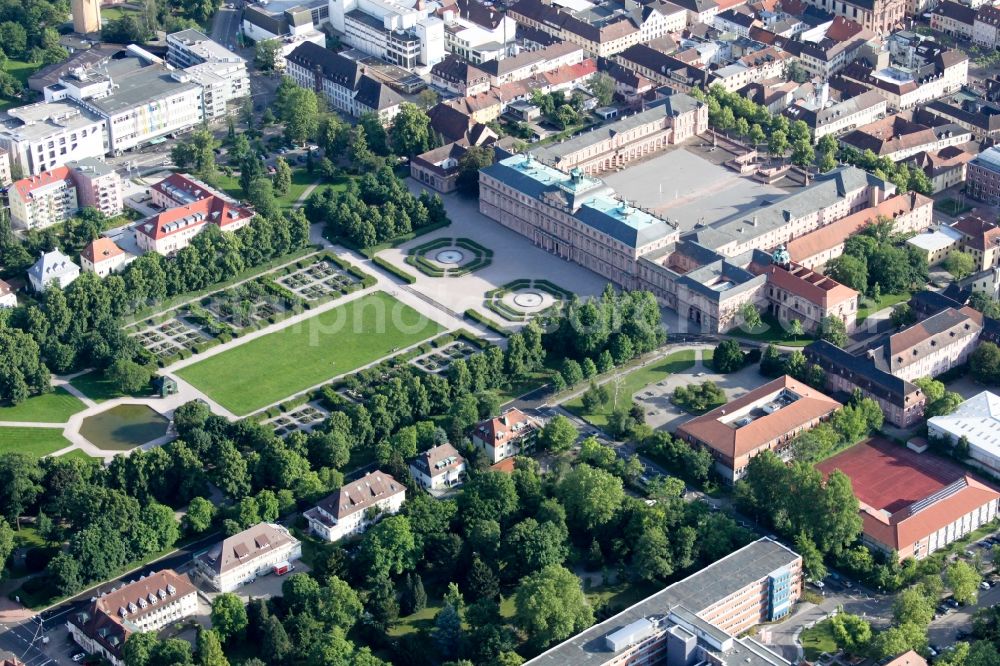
[215,168,320,210]
[388,602,443,637]
[728,312,814,347]
[58,448,99,462]
[0,388,86,423]
[0,59,43,112]
[800,619,838,661]
[101,5,139,20]
[71,370,153,403]
[564,349,697,426]
[856,291,911,323]
[934,198,972,217]
[177,291,444,414]
[0,426,70,457]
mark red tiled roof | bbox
[315,471,404,520]
[749,260,858,309]
[952,213,1000,251]
[826,15,863,41]
[136,195,252,241]
[0,279,13,297]
[542,58,597,87]
[817,438,1000,551]
[786,192,932,263]
[677,376,841,461]
[81,237,125,264]
[883,650,928,666]
[12,166,72,200]
[475,408,537,447]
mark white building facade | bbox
[304,471,406,542]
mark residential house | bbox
[838,114,971,161]
[195,523,301,592]
[838,49,969,110]
[0,280,17,308]
[80,238,133,277]
[304,471,406,542]
[409,443,466,490]
[430,54,490,95]
[950,213,1000,270]
[905,145,973,193]
[28,250,80,293]
[923,96,1000,143]
[931,1,976,39]
[67,570,197,666]
[974,5,1000,49]
[783,89,887,141]
[676,375,841,484]
[476,41,584,87]
[472,408,539,463]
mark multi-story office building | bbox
[525,538,801,666]
[195,523,301,592]
[0,100,106,176]
[329,0,445,68]
[285,42,404,123]
[66,157,123,218]
[166,29,250,117]
[68,570,197,666]
[441,0,517,64]
[9,167,79,230]
[305,471,406,542]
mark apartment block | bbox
[329,0,445,68]
[0,148,11,186]
[966,146,1000,206]
[68,570,197,666]
[9,167,79,230]
[525,538,800,666]
[472,408,540,464]
[66,157,123,218]
[304,471,406,542]
[167,29,250,116]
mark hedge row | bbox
[373,256,417,284]
[464,309,510,336]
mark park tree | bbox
[740,302,762,330]
[818,150,837,172]
[826,254,868,293]
[502,518,569,579]
[539,414,578,453]
[713,339,745,373]
[0,453,42,528]
[514,564,594,648]
[107,359,152,394]
[272,157,292,196]
[794,532,827,581]
[254,39,281,71]
[276,82,319,145]
[557,464,624,532]
[358,515,418,580]
[748,124,766,146]
[893,587,935,628]
[971,341,1000,384]
[0,521,13,573]
[182,496,215,535]
[390,103,432,156]
[195,629,229,666]
[829,613,872,654]
[791,140,815,168]
[210,593,248,643]
[760,345,785,377]
[459,471,519,524]
[588,72,615,106]
[945,250,976,280]
[947,560,982,605]
[768,130,788,158]
[456,145,494,196]
[819,316,848,348]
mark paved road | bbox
[210,6,242,49]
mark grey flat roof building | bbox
[525,538,799,666]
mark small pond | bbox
[79,404,170,450]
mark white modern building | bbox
[167,29,250,118]
[0,100,106,176]
[8,167,79,230]
[471,408,540,464]
[304,471,406,542]
[44,51,206,154]
[195,523,302,593]
[330,0,445,68]
[28,250,81,293]
[68,570,197,666]
[929,391,1000,475]
[409,443,466,490]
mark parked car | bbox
[946,598,960,608]
[72,655,86,663]
[981,581,991,590]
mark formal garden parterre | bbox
[405,237,493,278]
[485,278,573,322]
